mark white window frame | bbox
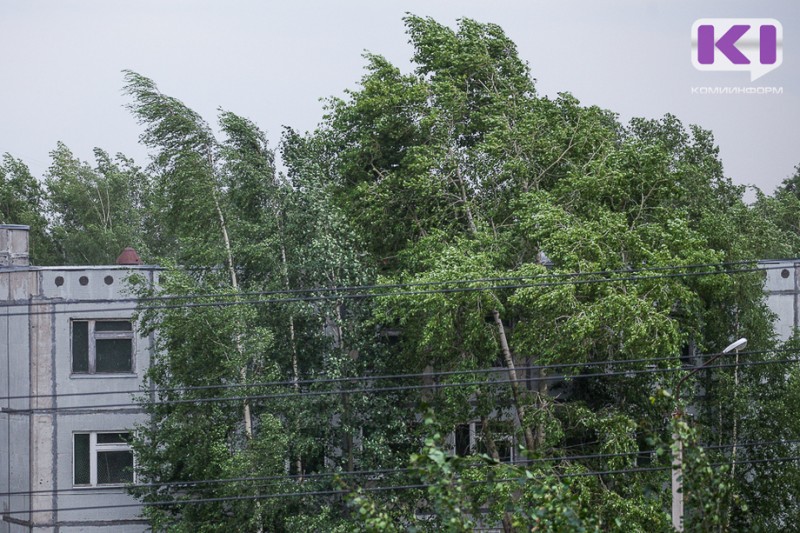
[71,319,135,375]
[73,432,135,487]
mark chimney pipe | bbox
[0,225,30,267]
[116,247,143,265]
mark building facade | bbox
[761,259,800,342]
[2,224,800,532]
[1,225,157,533]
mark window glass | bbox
[455,424,471,457]
[74,432,135,486]
[96,321,133,332]
[97,433,130,444]
[476,421,514,463]
[97,451,134,484]
[96,339,133,373]
[496,440,512,463]
[72,321,89,373]
[74,434,90,485]
[72,320,134,374]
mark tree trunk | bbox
[335,300,356,472]
[536,367,548,449]
[211,186,252,439]
[492,309,536,454]
[277,224,304,479]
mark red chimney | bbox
[116,247,143,265]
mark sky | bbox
[1,0,798,196]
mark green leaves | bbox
[44,142,154,264]
[2,12,798,532]
[0,153,57,264]
[123,70,225,266]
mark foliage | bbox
[309,14,800,532]
[45,142,155,264]
[0,153,58,264]
[752,164,800,256]
[3,12,800,533]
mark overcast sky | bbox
[1,0,797,196]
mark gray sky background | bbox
[1,0,798,196]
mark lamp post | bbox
[671,338,747,532]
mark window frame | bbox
[452,421,516,463]
[71,319,135,375]
[73,431,135,487]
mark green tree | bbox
[119,14,800,531]
[44,142,155,264]
[752,164,800,256]
[307,15,799,532]
[0,153,58,264]
[125,72,387,531]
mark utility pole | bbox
[671,338,747,531]
[671,420,684,531]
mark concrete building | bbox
[2,223,799,532]
[1,225,157,533]
[761,259,800,341]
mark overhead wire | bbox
[0,347,792,403]
[4,454,800,516]
[0,259,771,310]
[2,438,797,499]
[1,260,792,516]
[4,356,798,414]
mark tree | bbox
[1,15,795,529]
[123,71,283,529]
[124,72,388,531]
[0,153,58,264]
[44,142,155,264]
[307,15,800,532]
[115,16,800,531]
[752,164,800,256]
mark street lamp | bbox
[671,338,747,532]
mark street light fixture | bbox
[671,338,747,532]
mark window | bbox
[451,422,514,462]
[455,424,472,457]
[73,432,134,486]
[72,320,134,374]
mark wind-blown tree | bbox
[305,15,800,532]
[118,15,799,530]
[123,71,284,529]
[123,71,241,272]
[0,154,58,264]
[45,142,156,264]
[753,164,800,256]
[273,128,427,530]
[124,72,386,531]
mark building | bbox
[2,223,799,532]
[1,225,158,533]
[761,259,800,341]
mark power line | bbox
[1,347,788,403]
[9,357,797,413]
[5,455,800,516]
[5,357,797,414]
[3,438,796,499]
